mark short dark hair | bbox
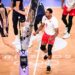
[47,8,53,13]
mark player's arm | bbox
[8,0,13,15]
[54,18,59,38]
[33,16,45,35]
[51,19,59,40]
[13,7,26,15]
[71,3,75,9]
[54,28,59,38]
[33,23,45,36]
[35,23,45,34]
[49,28,59,41]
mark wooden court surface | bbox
[0,7,75,75]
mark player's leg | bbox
[6,16,9,34]
[67,15,73,33]
[62,9,74,39]
[12,10,19,44]
[18,13,26,38]
[14,13,26,52]
[40,44,47,53]
[0,15,5,37]
[61,6,68,34]
[40,32,48,53]
[62,15,71,39]
[0,8,7,36]
[62,15,68,29]
[46,44,53,72]
[40,43,48,59]
[40,32,49,60]
[62,6,68,29]
[67,8,75,34]
[46,35,55,72]
[12,10,18,35]
[5,8,9,34]
[61,5,70,39]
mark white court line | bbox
[33,47,41,75]
[33,33,43,75]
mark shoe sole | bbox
[46,70,51,74]
[62,36,70,39]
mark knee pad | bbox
[48,44,53,55]
[40,45,46,51]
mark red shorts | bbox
[63,5,75,16]
[41,32,55,45]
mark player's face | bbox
[45,10,51,18]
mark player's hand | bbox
[13,7,19,11]
[33,32,36,36]
[49,36,55,41]
[8,8,12,15]
[67,8,71,12]
[13,7,17,10]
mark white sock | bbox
[45,53,48,56]
[47,59,51,66]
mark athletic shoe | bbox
[44,55,48,60]
[63,32,70,39]
[64,27,68,34]
[46,66,51,73]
